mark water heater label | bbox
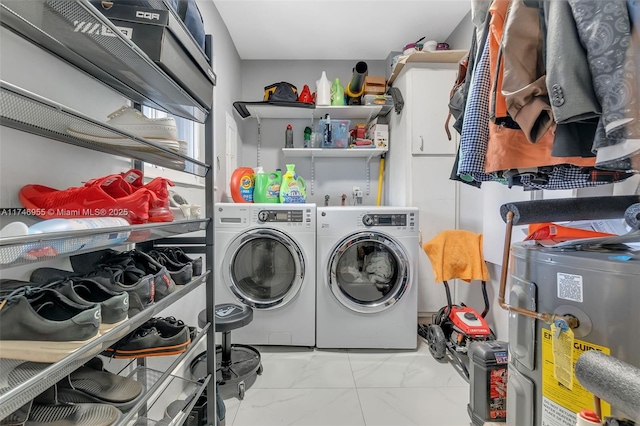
[556,272,583,302]
[541,329,611,425]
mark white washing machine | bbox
[316,206,419,349]
[215,203,316,346]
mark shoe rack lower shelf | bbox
[119,328,212,426]
[0,272,210,420]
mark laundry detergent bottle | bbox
[230,167,255,203]
[279,164,306,204]
[254,167,282,203]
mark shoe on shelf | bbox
[168,190,202,220]
[26,402,121,426]
[156,247,203,277]
[98,249,177,302]
[30,265,154,317]
[147,250,193,285]
[0,284,100,363]
[18,182,152,224]
[142,316,196,341]
[103,319,190,359]
[3,278,128,335]
[67,105,181,152]
[0,399,32,426]
[56,357,144,411]
[85,170,175,223]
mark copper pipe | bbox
[497,211,579,329]
[593,396,602,420]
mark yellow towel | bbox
[422,230,490,283]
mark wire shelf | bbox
[0,82,210,176]
[0,218,208,267]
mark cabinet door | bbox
[410,68,458,155]
[411,155,458,312]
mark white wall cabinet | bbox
[387,63,461,314]
[409,68,459,155]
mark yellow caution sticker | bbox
[541,328,611,423]
[550,322,574,390]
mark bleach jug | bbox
[230,167,255,203]
[279,164,306,204]
[254,168,282,203]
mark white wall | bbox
[445,10,473,50]
[236,60,386,206]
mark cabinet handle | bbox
[419,136,424,152]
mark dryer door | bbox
[223,228,305,310]
[327,231,410,313]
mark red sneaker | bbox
[120,169,175,222]
[86,170,174,222]
[19,183,151,224]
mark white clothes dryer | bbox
[316,207,419,349]
[215,203,316,346]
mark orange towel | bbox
[422,230,490,283]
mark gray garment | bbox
[472,0,492,48]
[546,0,601,124]
[569,0,640,170]
[453,8,492,134]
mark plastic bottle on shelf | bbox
[285,124,294,148]
[315,71,331,106]
[303,126,312,148]
[331,78,345,106]
[323,114,332,147]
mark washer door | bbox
[223,228,305,310]
[327,231,410,313]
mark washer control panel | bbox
[258,209,303,223]
[362,213,409,227]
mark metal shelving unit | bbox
[0,0,217,424]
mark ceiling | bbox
[213,1,471,60]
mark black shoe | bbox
[156,247,203,276]
[0,284,100,363]
[99,250,176,302]
[142,316,196,341]
[104,319,190,359]
[57,357,143,411]
[31,266,154,316]
[4,278,128,334]
[147,250,193,285]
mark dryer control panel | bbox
[258,209,304,223]
[362,213,413,227]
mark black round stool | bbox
[190,304,263,400]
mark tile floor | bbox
[220,338,476,426]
